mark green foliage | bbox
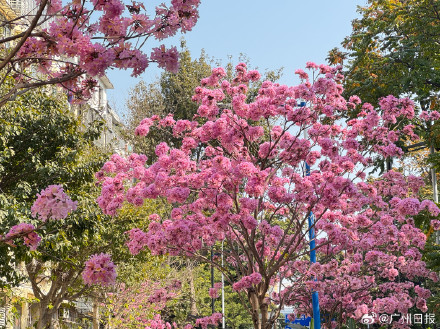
[331,0,440,174]
[334,0,440,109]
[331,0,440,148]
[0,90,101,199]
[105,199,172,280]
[0,80,104,286]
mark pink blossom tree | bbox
[96,63,440,329]
[283,170,440,328]
[0,0,200,106]
[105,278,182,328]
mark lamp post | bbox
[305,162,321,329]
[221,241,225,329]
[211,247,215,315]
[302,101,321,329]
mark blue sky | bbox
[107,0,367,115]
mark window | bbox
[98,87,102,108]
[7,0,20,13]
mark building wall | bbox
[71,75,130,156]
[1,0,50,29]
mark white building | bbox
[72,75,130,156]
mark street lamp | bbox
[302,101,321,329]
[305,162,321,329]
[211,247,215,315]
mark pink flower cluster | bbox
[1,184,78,251]
[232,273,262,291]
[150,45,179,73]
[354,304,369,319]
[3,223,41,250]
[144,314,177,329]
[420,110,440,121]
[209,282,222,299]
[107,278,186,328]
[125,228,148,255]
[195,313,222,329]
[82,253,116,286]
[31,185,77,221]
[147,288,174,304]
[201,67,227,86]
[396,198,420,216]
[432,220,440,230]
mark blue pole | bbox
[305,141,321,328]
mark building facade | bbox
[72,75,130,156]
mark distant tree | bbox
[331,0,440,109]
[328,0,440,174]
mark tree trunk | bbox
[20,302,28,329]
[36,301,54,329]
[188,268,198,317]
[249,291,271,329]
[260,302,269,329]
[249,291,261,329]
[51,311,60,329]
[93,298,100,329]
